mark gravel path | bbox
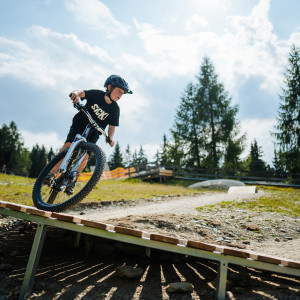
[69,191,263,221]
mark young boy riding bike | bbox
[45,75,133,194]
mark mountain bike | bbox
[32,101,111,212]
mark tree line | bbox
[1,45,299,181]
[109,45,300,181]
[0,121,55,177]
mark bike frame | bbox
[58,103,110,174]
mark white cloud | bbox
[21,130,63,152]
[0,26,112,89]
[65,0,129,37]
[219,0,284,91]
[288,31,300,46]
[129,142,160,162]
[118,91,149,134]
[0,25,148,144]
[1,0,292,103]
[132,0,291,95]
[185,14,209,31]
[142,142,161,161]
[133,18,217,78]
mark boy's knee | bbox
[60,142,71,152]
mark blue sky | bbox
[0,0,299,165]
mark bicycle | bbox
[32,100,111,212]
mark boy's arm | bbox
[107,125,115,147]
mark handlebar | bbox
[69,94,112,145]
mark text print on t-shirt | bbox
[91,104,109,120]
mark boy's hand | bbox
[69,90,81,103]
[106,137,115,147]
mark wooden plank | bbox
[250,253,282,265]
[222,247,250,259]
[159,170,173,176]
[150,233,179,245]
[0,201,11,208]
[187,240,217,252]
[51,212,82,223]
[281,260,300,269]
[80,219,107,230]
[25,208,52,218]
[5,203,28,212]
[114,226,143,238]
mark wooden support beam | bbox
[216,261,228,300]
[19,223,47,300]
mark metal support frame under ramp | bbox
[0,201,299,300]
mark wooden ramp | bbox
[0,200,299,300]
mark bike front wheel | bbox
[32,142,106,212]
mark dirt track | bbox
[68,191,300,261]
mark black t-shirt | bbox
[72,89,120,130]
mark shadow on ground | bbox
[0,224,299,299]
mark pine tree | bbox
[108,142,124,170]
[222,126,246,174]
[273,45,300,178]
[123,144,132,167]
[137,145,148,170]
[273,149,287,179]
[248,140,267,177]
[153,150,160,168]
[159,134,172,167]
[131,150,138,166]
[47,147,55,163]
[166,131,185,169]
[172,82,204,168]
[170,56,245,170]
[0,121,31,175]
[29,144,47,177]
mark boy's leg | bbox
[44,142,71,185]
[50,142,72,175]
[78,154,89,174]
[65,153,89,195]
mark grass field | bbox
[0,174,199,206]
[196,186,300,217]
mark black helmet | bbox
[104,75,133,94]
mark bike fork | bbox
[59,135,86,173]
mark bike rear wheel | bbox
[32,142,106,212]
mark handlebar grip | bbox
[73,102,82,110]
